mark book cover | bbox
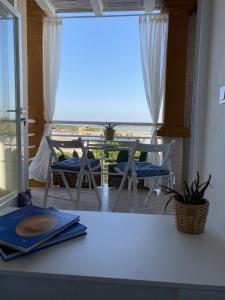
[0,222,87,261]
[0,205,80,252]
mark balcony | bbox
[25,0,193,213]
[28,120,175,214]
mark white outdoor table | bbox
[0,209,225,300]
[83,138,136,187]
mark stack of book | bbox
[0,205,86,261]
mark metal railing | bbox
[52,120,160,126]
[28,120,161,162]
[51,120,159,140]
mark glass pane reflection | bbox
[0,6,19,201]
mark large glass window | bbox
[54,16,158,123]
[0,3,20,202]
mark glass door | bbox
[0,1,25,203]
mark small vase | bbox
[174,200,209,234]
[104,128,115,140]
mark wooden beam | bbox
[157,0,197,137]
[35,0,56,16]
[27,0,45,160]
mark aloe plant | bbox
[162,172,211,211]
[103,122,118,130]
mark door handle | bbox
[21,117,26,126]
[20,108,27,114]
[6,108,27,114]
[6,109,17,113]
[7,109,27,126]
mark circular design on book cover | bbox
[15,215,58,237]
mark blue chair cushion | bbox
[51,157,100,172]
[116,162,169,178]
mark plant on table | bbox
[103,122,117,130]
[103,122,118,140]
[162,172,211,234]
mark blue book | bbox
[0,205,80,252]
[0,222,87,261]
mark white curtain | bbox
[144,0,156,12]
[29,17,62,182]
[139,13,168,165]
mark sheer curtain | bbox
[29,17,62,182]
[144,0,156,12]
[139,13,168,163]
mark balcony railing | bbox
[52,120,160,139]
[28,120,162,162]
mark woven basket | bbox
[174,200,209,234]
[104,128,115,140]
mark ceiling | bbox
[50,0,147,13]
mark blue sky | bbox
[0,19,16,114]
[54,16,151,122]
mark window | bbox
[54,15,156,123]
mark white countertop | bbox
[0,209,225,291]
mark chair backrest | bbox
[46,136,86,163]
[131,139,176,169]
[117,150,129,164]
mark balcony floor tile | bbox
[31,186,174,215]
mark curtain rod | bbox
[51,12,161,19]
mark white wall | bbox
[192,0,225,231]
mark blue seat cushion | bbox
[51,157,100,172]
[116,162,169,178]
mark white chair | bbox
[43,137,102,209]
[113,140,176,211]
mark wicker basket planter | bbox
[174,200,209,234]
[104,128,115,140]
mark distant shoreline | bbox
[52,124,153,138]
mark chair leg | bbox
[43,170,51,207]
[113,172,128,212]
[89,170,102,209]
[60,172,74,202]
[144,177,159,207]
[171,173,175,187]
[168,175,173,189]
[128,177,133,206]
[88,174,91,191]
[76,171,84,209]
[132,175,138,212]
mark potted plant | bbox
[103,122,116,140]
[162,172,211,234]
